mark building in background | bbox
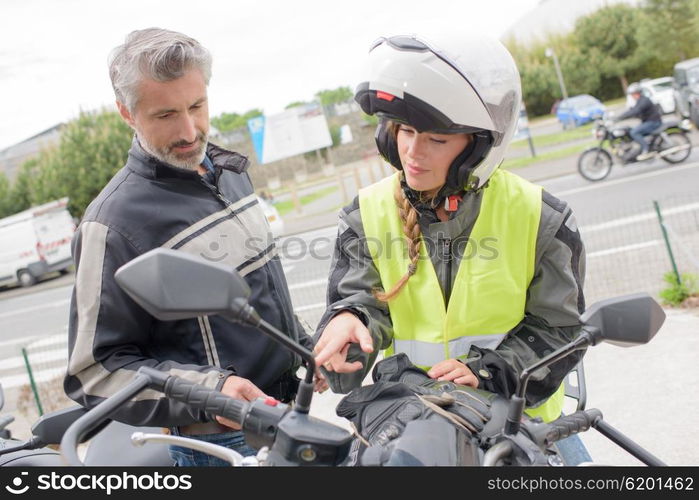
[0,125,63,181]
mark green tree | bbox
[573,4,647,92]
[211,109,263,132]
[284,101,309,109]
[0,172,12,217]
[8,159,37,214]
[315,86,353,106]
[15,109,133,218]
[636,0,699,69]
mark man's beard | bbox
[138,132,208,171]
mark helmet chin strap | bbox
[438,131,493,199]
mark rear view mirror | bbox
[581,293,665,347]
[115,248,251,321]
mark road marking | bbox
[579,202,699,234]
[1,366,66,389]
[555,160,699,197]
[0,336,41,349]
[587,239,662,259]
[1,347,67,371]
[294,302,326,313]
[0,333,66,353]
[0,298,70,320]
[288,278,329,291]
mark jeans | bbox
[629,121,661,153]
[168,430,257,467]
[555,433,593,466]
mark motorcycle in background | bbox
[577,117,693,181]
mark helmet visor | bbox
[355,82,485,134]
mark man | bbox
[616,82,662,162]
[64,28,317,466]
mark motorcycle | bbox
[45,248,668,467]
[577,117,693,181]
[0,387,172,466]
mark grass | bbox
[511,123,594,149]
[274,185,339,216]
[502,140,596,170]
[513,96,625,147]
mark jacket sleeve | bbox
[466,191,587,407]
[312,197,394,393]
[64,221,234,427]
[617,97,650,121]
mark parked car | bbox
[625,77,675,114]
[673,57,699,126]
[555,94,606,129]
[257,196,284,239]
[0,198,75,287]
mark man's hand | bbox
[313,311,373,374]
[313,368,329,393]
[427,359,479,388]
[216,376,267,429]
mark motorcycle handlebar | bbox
[525,409,602,448]
[155,370,248,427]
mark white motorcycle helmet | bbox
[355,33,522,191]
[626,82,642,95]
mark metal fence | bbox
[581,193,699,307]
[286,192,699,330]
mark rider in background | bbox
[616,82,662,162]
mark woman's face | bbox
[396,124,471,192]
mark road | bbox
[1,158,698,465]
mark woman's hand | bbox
[313,311,374,374]
[427,358,479,388]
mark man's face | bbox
[117,68,209,170]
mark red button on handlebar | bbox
[264,397,279,407]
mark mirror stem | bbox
[504,328,597,436]
[229,299,317,413]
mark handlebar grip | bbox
[163,376,249,427]
[527,409,602,447]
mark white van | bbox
[0,198,76,287]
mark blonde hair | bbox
[374,122,441,302]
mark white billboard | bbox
[247,102,333,164]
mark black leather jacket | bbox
[65,139,311,427]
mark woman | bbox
[313,34,589,463]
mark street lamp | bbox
[545,47,568,101]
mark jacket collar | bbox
[125,136,250,180]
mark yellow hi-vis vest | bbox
[358,169,564,422]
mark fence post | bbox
[21,347,43,416]
[653,200,682,286]
[353,165,362,192]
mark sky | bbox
[0,0,540,151]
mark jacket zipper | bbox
[199,175,232,208]
[441,236,452,304]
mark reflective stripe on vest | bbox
[359,169,564,422]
